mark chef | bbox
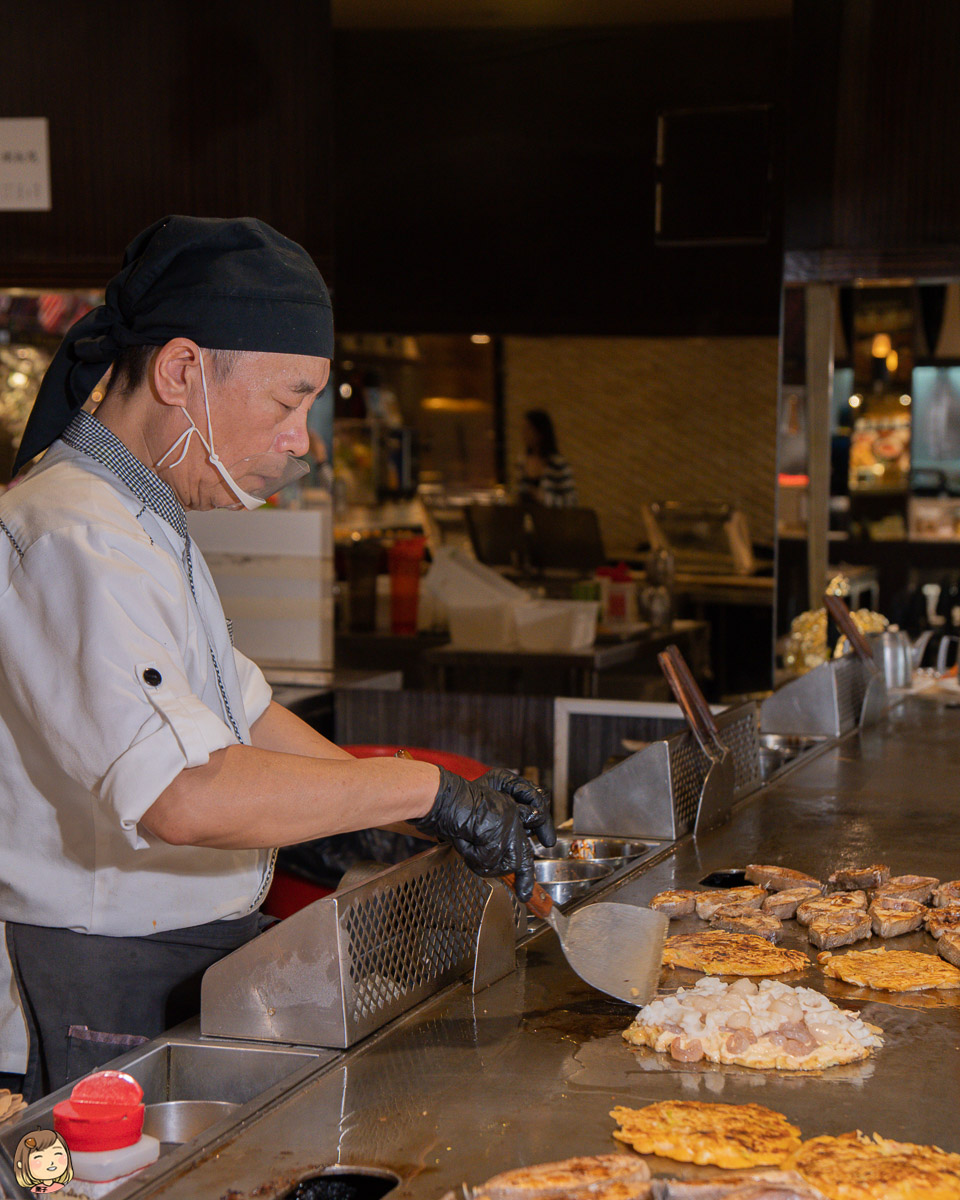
[0,215,554,1101]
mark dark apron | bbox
[6,911,271,1102]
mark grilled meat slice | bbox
[932,880,960,908]
[762,887,822,919]
[709,907,783,943]
[924,904,960,939]
[874,875,939,904]
[651,1172,827,1200]
[482,1155,651,1200]
[869,897,925,938]
[827,864,889,890]
[695,887,766,920]
[745,865,822,892]
[796,892,867,926]
[807,910,872,950]
[939,931,960,969]
[649,889,698,918]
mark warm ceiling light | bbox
[871,333,892,358]
[470,334,491,344]
[339,383,353,399]
[900,394,912,406]
[849,394,863,408]
[886,349,899,372]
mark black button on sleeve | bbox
[142,667,163,687]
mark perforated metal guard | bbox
[834,654,868,732]
[666,702,761,833]
[667,737,709,829]
[342,854,487,1027]
[720,705,763,795]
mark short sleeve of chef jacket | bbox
[0,517,242,846]
[232,646,273,727]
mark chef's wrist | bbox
[397,758,441,823]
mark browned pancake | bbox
[663,931,808,976]
[785,1132,960,1200]
[819,946,960,991]
[611,1101,802,1169]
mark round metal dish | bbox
[534,858,612,903]
[533,834,648,863]
[142,1100,239,1145]
[537,878,596,904]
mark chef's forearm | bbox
[249,699,355,759]
[140,750,438,849]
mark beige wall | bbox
[503,336,780,556]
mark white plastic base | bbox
[71,1134,160,1182]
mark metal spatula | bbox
[503,874,668,1004]
[657,642,737,834]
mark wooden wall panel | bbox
[333,21,788,336]
[786,0,960,280]
[0,0,334,287]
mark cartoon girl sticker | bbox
[14,1129,74,1193]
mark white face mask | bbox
[155,349,309,510]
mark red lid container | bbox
[53,1071,145,1152]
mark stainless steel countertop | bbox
[133,697,960,1199]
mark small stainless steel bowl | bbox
[759,733,825,758]
[538,879,595,904]
[533,834,649,863]
[534,859,612,884]
[143,1100,239,1145]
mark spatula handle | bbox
[501,873,554,920]
[668,643,721,739]
[657,644,719,754]
[823,593,874,664]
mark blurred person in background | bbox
[515,408,577,507]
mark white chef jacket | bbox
[0,411,275,1068]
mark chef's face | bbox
[28,1141,68,1181]
[184,350,330,510]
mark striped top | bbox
[515,452,578,507]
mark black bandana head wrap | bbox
[13,214,334,476]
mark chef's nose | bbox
[276,412,310,457]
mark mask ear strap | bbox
[155,424,195,469]
[197,348,217,450]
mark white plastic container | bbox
[71,1134,160,1182]
[514,600,599,652]
[446,599,519,650]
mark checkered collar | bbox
[61,410,188,540]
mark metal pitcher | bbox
[867,629,912,688]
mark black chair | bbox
[527,505,607,573]
[464,504,528,569]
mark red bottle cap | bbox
[53,1071,144,1152]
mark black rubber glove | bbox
[474,767,557,848]
[413,767,546,900]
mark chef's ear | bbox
[152,338,203,411]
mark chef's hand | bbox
[474,767,556,848]
[413,767,550,900]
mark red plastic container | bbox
[387,536,426,635]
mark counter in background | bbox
[335,621,710,699]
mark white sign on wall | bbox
[0,118,51,211]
